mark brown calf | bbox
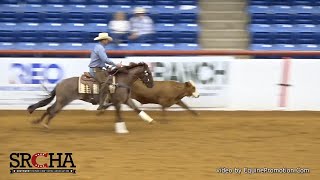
[131,80,200,119]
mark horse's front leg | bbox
[114,103,129,134]
[126,98,154,123]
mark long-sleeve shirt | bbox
[89,43,115,68]
[130,16,154,36]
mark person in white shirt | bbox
[129,7,154,43]
[108,12,130,44]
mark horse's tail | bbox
[27,88,56,114]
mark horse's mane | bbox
[110,62,147,74]
[125,62,147,69]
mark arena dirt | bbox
[0,110,319,180]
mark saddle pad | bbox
[78,77,99,94]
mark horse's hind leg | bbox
[31,111,49,125]
[43,99,68,128]
[126,98,154,123]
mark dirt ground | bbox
[0,110,319,180]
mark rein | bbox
[104,63,147,90]
[106,67,132,91]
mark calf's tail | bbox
[27,88,56,114]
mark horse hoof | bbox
[115,122,129,134]
[27,106,34,114]
[115,130,129,134]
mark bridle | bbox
[104,64,152,90]
[143,69,151,82]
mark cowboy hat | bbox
[94,32,113,41]
[134,7,146,14]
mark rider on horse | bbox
[89,32,121,110]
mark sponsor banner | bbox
[0,58,113,109]
[0,56,232,110]
[2,58,89,85]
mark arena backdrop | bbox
[0,56,233,110]
[1,57,320,110]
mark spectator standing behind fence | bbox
[108,12,130,44]
[129,7,154,43]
